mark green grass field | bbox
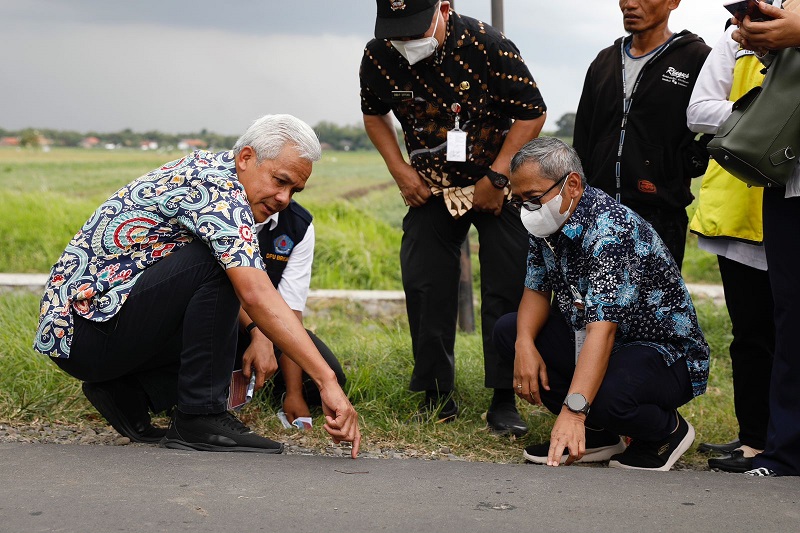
[0,146,731,466]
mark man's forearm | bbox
[363,113,407,175]
[516,288,551,349]
[492,115,546,176]
[565,321,616,405]
[227,267,337,389]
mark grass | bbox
[0,147,734,467]
[0,289,734,466]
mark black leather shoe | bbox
[697,439,741,454]
[708,449,755,473]
[414,396,459,423]
[486,403,529,437]
[82,381,166,443]
[160,410,284,453]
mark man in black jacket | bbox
[573,0,710,268]
[237,200,346,425]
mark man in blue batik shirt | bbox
[493,137,709,471]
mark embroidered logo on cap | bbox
[391,0,407,11]
[273,234,294,255]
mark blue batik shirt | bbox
[525,185,710,397]
[34,150,264,359]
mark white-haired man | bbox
[34,114,361,456]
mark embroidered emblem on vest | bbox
[273,234,294,255]
[661,66,690,87]
[391,0,406,11]
[637,180,657,194]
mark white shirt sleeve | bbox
[276,222,314,312]
[686,26,738,134]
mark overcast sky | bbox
[1,0,728,135]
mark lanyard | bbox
[543,237,585,312]
[616,36,677,203]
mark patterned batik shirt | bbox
[525,186,710,397]
[34,150,264,359]
[360,10,546,218]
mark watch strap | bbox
[486,167,509,189]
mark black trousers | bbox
[638,208,688,270]
[717,255,774,450]
[493,310,694,441]
[236,329,346,406]
[754,188,800,476]
[400,197,527,392]
[53,240,240,415]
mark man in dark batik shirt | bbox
[360,0,546,435]
[494,137,709,471]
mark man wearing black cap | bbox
[360,0,547,435]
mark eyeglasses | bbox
[508,172,571,212]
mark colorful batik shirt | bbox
[34,150,264,359]
[525,186,710,397]
[360,10,546,218]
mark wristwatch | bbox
[486,168,509,190]
[563,393,590,416]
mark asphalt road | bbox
[1,442,798,532]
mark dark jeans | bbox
[718,255,774,450]
[638,208,689,270]
[400,197,527,392]
[493,310,694,441]
[754,188,800,476]
[53,240,240,415]
[236,329,346,406]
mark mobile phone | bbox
[723,0,776,22]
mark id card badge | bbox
[447,102,467,162]
[574,328,587,365]
[447,129,467,162]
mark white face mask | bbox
[391,8,440,65]
[520,179,574,238]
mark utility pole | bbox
[455,0,505,333]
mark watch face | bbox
[566,393,588,412]
[490,171,509,188]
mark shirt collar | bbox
[554,185,599,243]
[253,212,279,234]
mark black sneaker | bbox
[82,381,166,444]
[608,413,694,471]
[160,410,284,453]
[523,427,626,464]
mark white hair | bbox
[233,114,321,163]
[510,137,586,186]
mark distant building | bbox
[177,139,207,151]
[0,137,19,146]
[140,141,159,150]
[80,136,100,149]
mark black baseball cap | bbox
[374,0,440,40]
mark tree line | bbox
[0,113,575,151]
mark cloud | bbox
[0,0,734,134]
